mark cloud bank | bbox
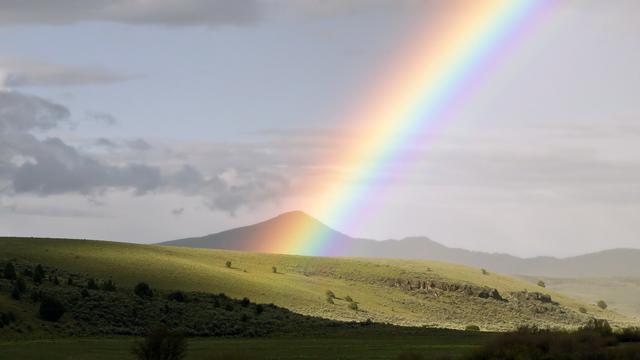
[0,58,130,89]
[0,91,289,214]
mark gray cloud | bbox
[85,111,118,126]
[0,58,131,88]
[127,138,152,151]
[0,0,448,28]
[0,0,263,27]
[0,90,289,213]
[95,138,118,149]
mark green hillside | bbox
[0,237,631,332]
[520,275,640,320]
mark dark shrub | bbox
[3,262,17,280]
[326,296,334,304]
[67,277,74,286]
[33,264,45,284]
[12,277,27,299]
[80,288,89,298]
[537,280,546,288]
[14,277,26,292]
[52,276,60,286]
[481,268,488,275]
[467,324,627,360]
[579,306,588,314]
[255,304,264,315]
[325,290,335,298]
[582,318,613,336]
[597,300,608,310]
[241,297,251,307]
[132,325,187,360]
[617,327,640,343]
[134,282,153,299]
[101,279,116,291]
[87,278,99,290]
[30,289,44,302]
[344,295,353,302]
[348,302,358,311]
[225,261,232,268]
[11,286,21,300]
[465,325,480,331]
[272,266,277,273]
[39,296,65,322]
[167,291,186,302]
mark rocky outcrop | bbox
[390,278,505,301]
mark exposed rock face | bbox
[510,291,558,305]
[391,278,504,301]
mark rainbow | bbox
[270,0,555,256]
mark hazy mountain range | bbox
[161,211,640,278]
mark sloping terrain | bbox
[0,237,630,333]
[163,211,640,277]
[520,275,640,320]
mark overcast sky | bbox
[1,0,639,257]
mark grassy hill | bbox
[520,275,640,321]
[0,237,631,333]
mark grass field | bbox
[520,275,640,321]
[0,328,492,360]
[0,237,630,332]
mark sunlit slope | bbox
[0,237,630,330]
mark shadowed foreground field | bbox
[0,329,491,360]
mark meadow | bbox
[0,237,629,332]
[0,328,491,360]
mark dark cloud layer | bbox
[0,91,289,213]
[0,58,131,88]
[0,0,263,27]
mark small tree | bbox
[167,291,186,302]
[225,261,232,268]
[135,282,154,299]
[33,265,45,284]
[272,266,277,274]
[597,300,608,310]
[87,278,99,290]
[3,262,17,280]
[481,268,489,275]
[101,279,116,291]
[132,325,187,360]
[39,296,65,322]
[255,304,264,315]
[537,280,546,288]
[11,285,21,300]
[240,297,251,307]
[14,277,26,292]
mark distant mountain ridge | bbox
[161,211,640,278]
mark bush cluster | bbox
[467,321,640,360]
